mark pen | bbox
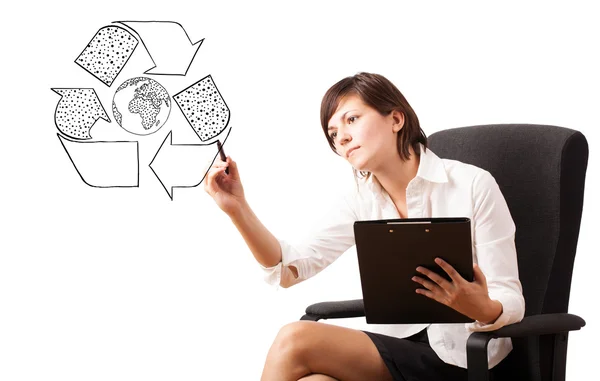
[216,140,229,175]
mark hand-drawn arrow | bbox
[74,26,138,87]
[116,21,203,76]
[52,88,111,140]
[149,127,232,200]
[174,75,230,142]
[58,134,139,187]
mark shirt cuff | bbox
[468,292,525,332]
[258,261,283,289]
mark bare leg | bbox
[298,375,338,381]
[260,321,393,381]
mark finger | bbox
[206,165,223,180]
[434,258,462,283]
[473,263,487,286]
[212,155,229,167]
[412,276,438,291]
[212,159,229,169]
[214,166,228,177]
[204,171,217,193]
[204,169,219,192]
[206,166,227,188]
[416,266,451,289]
[415,288,443,304]
[226,156,239,178]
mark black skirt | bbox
[362,328,468,381]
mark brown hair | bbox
[320,72,427,182]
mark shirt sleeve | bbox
[258,187,359,289]
[468,170,526,331]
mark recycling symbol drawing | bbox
[52,21,231,200]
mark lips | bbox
[346,146,359,158]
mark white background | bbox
[1,1,597,379]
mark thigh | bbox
[297,375,337,381]
[278,321,393,381]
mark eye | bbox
[347,116,357,124]
[329,131,337,140]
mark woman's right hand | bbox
[204,155,246,217]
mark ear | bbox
[391,110,405,133]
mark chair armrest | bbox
[486,312,585,338]
[300,302,586,381]
[300,299,365,321]
[467,313,585,381]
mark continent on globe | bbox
[112,77,171,136]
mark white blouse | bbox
[260,145,525,369]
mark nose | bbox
[336,126,352,146]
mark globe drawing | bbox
[112,77,171,135]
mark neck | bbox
[372,146,420,201]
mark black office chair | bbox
[300,124,588,381]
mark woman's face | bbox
[327,94,403,173]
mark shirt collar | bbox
[365,144,448,193]
[416,145,449,184]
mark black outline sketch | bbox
[56,20,235,199]
[173,75,231,142]
[74,26,139,87]
[149,126,232,200]
[52,88,110,140]
[112,77,172,136]
[58,134,140,188]
[115,21,204,76]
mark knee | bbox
[271,321,317,362]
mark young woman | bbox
[204,72,525,381]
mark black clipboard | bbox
[353,217,475,324]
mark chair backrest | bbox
[428,124,588,380]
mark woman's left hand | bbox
[412,258,503,324]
